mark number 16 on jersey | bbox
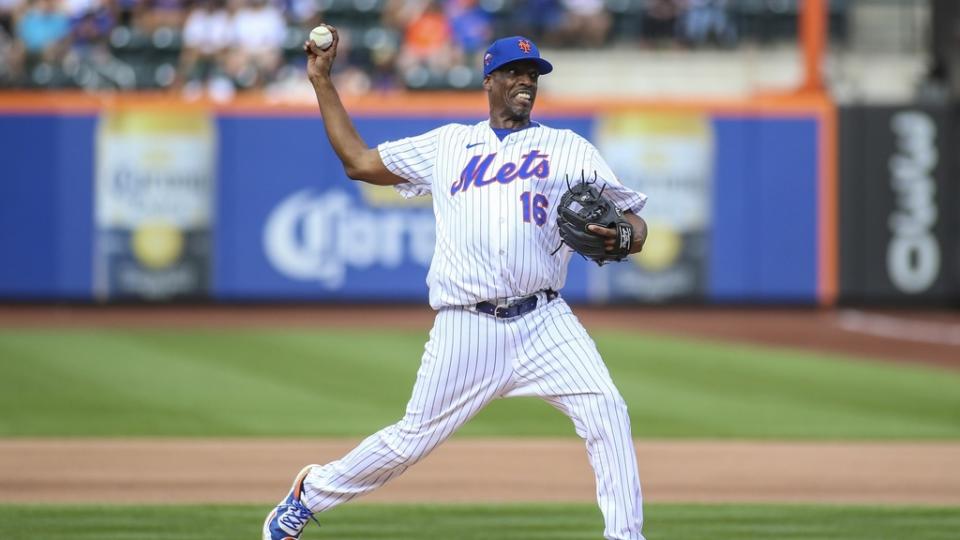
[521,191,548,226]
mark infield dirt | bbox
[2,439,958,505]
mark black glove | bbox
[556,179,633,266]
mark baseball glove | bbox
[555,178,633,266]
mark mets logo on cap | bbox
[518,39,532,53]
[483,52,492,66]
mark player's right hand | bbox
[303,24,338,84]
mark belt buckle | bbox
[494,302,511,318]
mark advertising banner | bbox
[0,102,825,304]
[213,116,595,302]
[839,104,958,303]
[94,109,215,300]
[589,112,712,302]
[213,117,444,301]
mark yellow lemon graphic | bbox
[131,222,184,269]
[633,223,682,271]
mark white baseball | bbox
[309,26,333,50]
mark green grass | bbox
[2,503,959,539]
[0,328,958,438]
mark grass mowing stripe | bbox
[1,328,958,438]
[2,503,959,539]
[595,332,960,439]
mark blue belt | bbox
[475,289,558,319]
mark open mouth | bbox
[514,90,533,105]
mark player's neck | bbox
[489,114,531,130]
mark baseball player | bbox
[263,29,649,540]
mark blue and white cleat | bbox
[262,464,321,540]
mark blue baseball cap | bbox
[482,36,553,77]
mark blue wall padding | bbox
[0,111,820,303]
[710,117,818,302]
[0,115,94,298]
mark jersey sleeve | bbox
[377,126,443,199]
[589,145,647,214]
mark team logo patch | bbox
[483,52,492,66]
[518,39,532,53]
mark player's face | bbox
[485,60,540,124]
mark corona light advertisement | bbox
[94,108,214,300]
[593,112,712,302]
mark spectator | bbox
[680,0,736,47]
[175,0,231,94]
[642,0,681,45]
[396,0,457,80]
[8,0,70,83]
[326,27,373,94]
[111,0,144,28]
[282,0,320,29]
[1,0,23,38]
[61,0,95,18]
[445,0,491,57]
[65,0,135,89]
[367,43,398,91]
[136,0,186,32]
[559,0,610,47]
[512,0,566,47]
[225,0,285,89]
[69,0,112,50]
[381,0,428,33]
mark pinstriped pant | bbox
[302,297,645,540]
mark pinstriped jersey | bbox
[378,120,647,310]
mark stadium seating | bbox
[1,0,851,92]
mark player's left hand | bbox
[586,224,623,253]
[588,214,646,255]
[556,181,634,265]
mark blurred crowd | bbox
[0,0,822,95]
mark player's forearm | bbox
[626,213,647,254]
[311,77,370,177]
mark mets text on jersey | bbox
[450,150,550,195]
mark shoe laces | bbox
[277,500,320,533]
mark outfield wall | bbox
[0,94,835,304]
[838,104,959,305]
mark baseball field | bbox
[1,305,958,539]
